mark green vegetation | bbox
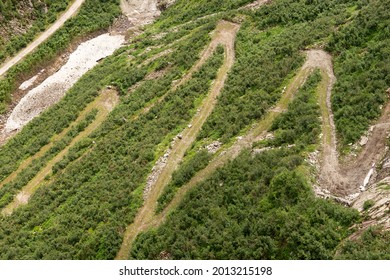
[156,0,252,27]
[327,0,390,146]
[131,149,359,259]
[336,227,390,259]
[0,0,388,260]
[268,71,321,148]
[0,0,121,113]
[0,0,72,63]
[0,35,224,259]
[157,149,212,213]
[362,199,375,211]
[131,69,356,260]
[198,0,356,143]
[0,109,98,209]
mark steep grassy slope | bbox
[0,0,72,63]
[0,0,389,260]
[328,0,390,147]
[0,0,121,112]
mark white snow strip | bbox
[19,74,39,90]
[5,33,125,132]
[360,165,375,191]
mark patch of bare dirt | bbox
[241,0,272,10]
[118,0,164,37]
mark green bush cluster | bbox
[336,227,390,259]
[0,39,224,259]
[327,0,390,146]
[0,0,72,63]
[268,71,322,148]
[157,149,212,213]
[0,0,121,113]
[131,150,359,259]
[0,109,98,209]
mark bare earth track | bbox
[1,89,119,216]
[117,44,390,257]
[0,0,86,78]
[115,20,240,260]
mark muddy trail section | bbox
[115,21,240,260]
[1,89,119,216]
[0,0,86,78]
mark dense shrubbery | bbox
[157,149,212,213]
[130,69,355,260]
[0,0,388,260]
[131,150,359,259]
[0,38,224,259]
[327,0,390,146]
[0,109,97,209]
[0,0,121,112]
[336,227,390,259]
[156,0,252,27]
[0,0,71,63]
[268,71,321,147]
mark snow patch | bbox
[5,33,125,132]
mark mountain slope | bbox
[0,0,388,260]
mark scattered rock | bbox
[143,148,171,200]
[205,141,222,154]
[359,136,369,146]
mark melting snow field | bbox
[5,33,125,132]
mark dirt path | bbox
[116,48,374,258]
[313,51,390,198]
[115,48,315,258]
[1,89,119,216]
[0,0,86,78]
[115,21,240,260]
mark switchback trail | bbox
[1,89,119,216]
[0,0,86,77]
[117,48,390,257]
[115,21,240,260]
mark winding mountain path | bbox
[0,0,86,77]
[116,46,390,258]
[115,20,240,260]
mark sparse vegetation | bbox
[363,199,375,211]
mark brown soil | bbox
[115,20,240,260]
[1,89,119,216]
[0,0,86,77]
[241,0,272,10]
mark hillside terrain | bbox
[0,0,73,64]
[0,0,388,260]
